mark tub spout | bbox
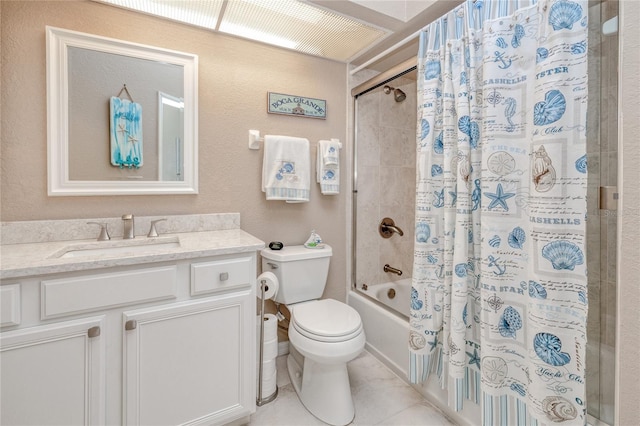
[379,218,404,238]
[383,264,403,276]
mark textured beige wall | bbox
[0,1,349,302]
[616,1,640,424]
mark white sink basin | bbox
[50,236,181,259]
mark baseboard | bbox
[278,340,289,357]
[224,415,250,426]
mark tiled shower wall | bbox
[585,0,618,424]
[355,75,417,289]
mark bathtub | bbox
[348,279,480,426]
[360,278,411,317]
[348,278,411,378]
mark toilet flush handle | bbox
[266,262,279,269]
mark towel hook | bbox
[249,130,264,150]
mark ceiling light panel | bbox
[93,0,389,62]
[220,0,389,61]
[94,0,225,30]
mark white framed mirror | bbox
[46,26,198,195]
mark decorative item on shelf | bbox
[267,92,326,119]
[304,230,325,249]
[268,241,284,250]
[110,84,143,169]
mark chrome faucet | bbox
[122,214,135,239]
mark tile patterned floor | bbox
[249,350,456,426]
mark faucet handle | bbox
[148,219,167,238]
[87,222,110,241]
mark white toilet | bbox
[261,244,365,426]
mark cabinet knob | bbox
[219,272,229,281]
[87,326,101,338]
[125,320,137,331]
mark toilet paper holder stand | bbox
[257,278,278,406]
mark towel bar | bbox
[248,129,342,150]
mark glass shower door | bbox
[586,1,618,425]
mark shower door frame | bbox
[350,58,417,291]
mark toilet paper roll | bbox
[263,337,278,360]
[256,315,278,342]
[258,383,277,399]
[256,335,277,360]
[262,313,278,341]
[257,362,276,386]
[256,314,278,359]
[256,359,275,377]
[261,369,277,396]
[261,358,277,377]
[256,272,279,300]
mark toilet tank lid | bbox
[261,244,332,261]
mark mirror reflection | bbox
[47,26,198,195]
[158,92,184,181]
[67,46,184,182]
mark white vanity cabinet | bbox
[1,251,259,426]
[123,291,253,425]
[0,315,106,426]
[123,255,256,426]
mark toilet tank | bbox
[261,245,332,305]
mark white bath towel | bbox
[316,139,340,195]
[262,135,310,202]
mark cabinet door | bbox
[123,291,255,426]
[0,316,106,425]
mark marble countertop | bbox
[1,229,265,280]
[1,214,265,280]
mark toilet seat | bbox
[290,299,363,343]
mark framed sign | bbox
[267,92,326,119]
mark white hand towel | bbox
[262,135,310,202]
[316,139,340,195]
[322,141,339,165]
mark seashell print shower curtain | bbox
[409,0,588,424]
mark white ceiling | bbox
[308,0,463,70]
[348,0,436,23]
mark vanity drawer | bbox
[1,284,21,327]
[41,266,177,319]
[191,256,253,296]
